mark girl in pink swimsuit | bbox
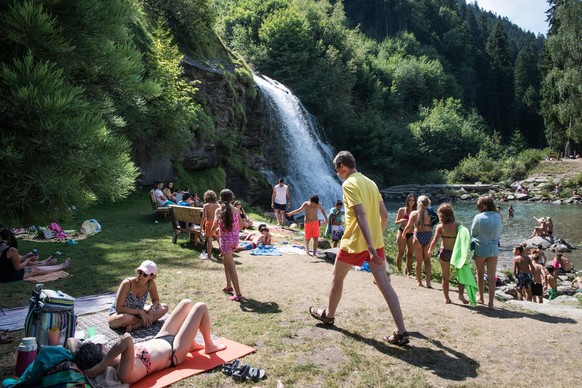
[211,189,243,301]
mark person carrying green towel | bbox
[450,224,478,307]
[429,203,470,305]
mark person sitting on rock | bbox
[528,217,548,239]
[571,271,582,292]
[546,217,553,235]
[553,252,573,274]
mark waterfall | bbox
[254,74,343,212]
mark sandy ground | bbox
[229,227,582,387]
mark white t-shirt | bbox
[273,184,288,205]
[154,189,166,206]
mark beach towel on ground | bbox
[450,225,478,307]
[130,338,256,388]
[250,245,282,256]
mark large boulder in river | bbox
[549,238,576,252]
[516,193,529,200]
[523,236,554,249]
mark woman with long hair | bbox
[395,194,416,276]
[428,203,469,304]
[108,260,168,332]
[403,195,433,288]
[471,195,502,309]
[211,189,243,301]
[0,228,71,283]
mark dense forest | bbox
[1,0,581,223]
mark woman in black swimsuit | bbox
[428,204,469,304]
[0,228,71,283]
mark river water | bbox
[385,200,582,270]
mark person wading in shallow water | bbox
[308,150,409,346]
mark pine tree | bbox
[514,43,544,147]
[541,0,582,148]
[485,22,515,139]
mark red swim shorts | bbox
[336,247,385,266]
[304,220,320,240]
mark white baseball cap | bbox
[136,260,158,275]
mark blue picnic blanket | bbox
[250,244,282,256]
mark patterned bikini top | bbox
[125,279,150,310]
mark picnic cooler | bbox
[24,284,77,348]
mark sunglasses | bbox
[136,269,150,277]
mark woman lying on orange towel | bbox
[68,300,226,384]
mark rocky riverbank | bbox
[381,159,582,204]
[381,180,582,204]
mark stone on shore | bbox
[521,235,576,252]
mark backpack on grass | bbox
[24,284,77,348]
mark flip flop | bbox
[221,359,240,376]
[231,364,267,382]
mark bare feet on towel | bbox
[205,343,226,354]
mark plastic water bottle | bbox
[15,337,37,376]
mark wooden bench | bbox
[150,190,169,221]
[168,205,204,245]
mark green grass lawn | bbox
[0,192,209,308]
[0,194,450,386]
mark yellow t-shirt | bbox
[339,172,384,253]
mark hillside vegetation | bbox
[1,0,581,223]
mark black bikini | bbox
[156,334,177,367]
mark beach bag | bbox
[24,284,77,348]
[81,219,101,235]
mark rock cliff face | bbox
[137,57,278,207]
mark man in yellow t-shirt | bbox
[308,151,409,346]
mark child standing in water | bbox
[200,190,220,261]
[429,203,469,304]
[211,189,243,301]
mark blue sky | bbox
[468,0,550,35]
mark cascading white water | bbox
[254,74,343,211]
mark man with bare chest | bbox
[513,245,535,301]
[288,195,328,256]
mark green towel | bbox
[451,225,478,307]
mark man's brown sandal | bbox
[383,331,410,346]
[309,307,334,326]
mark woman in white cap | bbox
[108,260,168,332]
